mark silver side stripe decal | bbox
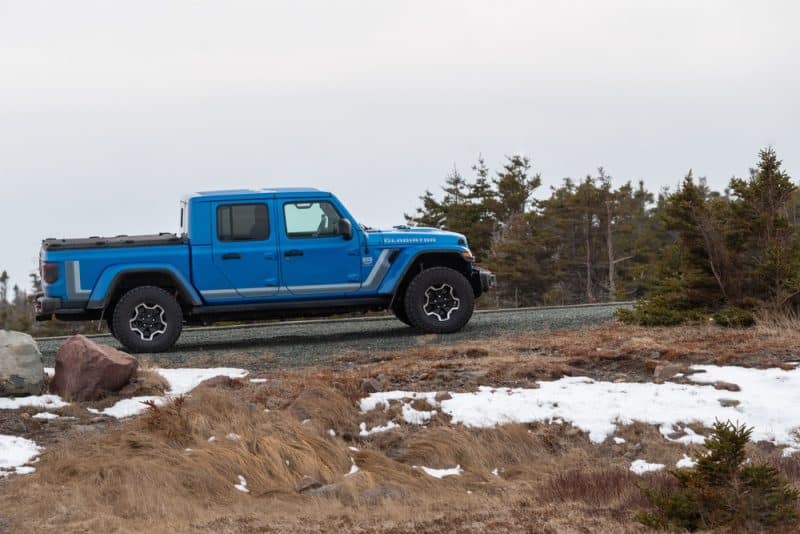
[200,248,397,299]
[361,249,394,290]
[65,261,91,300]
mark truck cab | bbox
[36,188,495,352]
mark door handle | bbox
[284,249,304,257]
[221,253,241,260]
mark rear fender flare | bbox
[87,264,202,309]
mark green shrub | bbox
[616,297,705,326]
[711,306,756,328]
[639,421,799,531]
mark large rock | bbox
[50,335,138,401]
[0,330,45,396]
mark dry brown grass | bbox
[2,323,799,532]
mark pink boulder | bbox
[50,335,139,401]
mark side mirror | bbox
[338,218,353,240]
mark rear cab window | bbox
[283,201,342,238]
[217,204,270,241]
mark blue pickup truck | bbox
[35,188,495,352]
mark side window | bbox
[284,201,342,238]
[217,204,269,241]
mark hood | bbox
[365,226,468,248]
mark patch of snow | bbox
[0,395,68,411]
[88,396,162,418]
[613,437,626,444]
[401,403,436,425]
[782,447,799,458]
[359,421,399,436]
[491,468,500,477]
[361,365,800,449]
[208,436,216,442]
[328,429,336,437]
[32,412,59,420]
[661,424,706,445]
[302,419,311,425]
[226,433,241,441]
[346,458,359,476]
[249,378,267,384]
[676,454,697,469]
[13,466,36,475]
[415,465,463,479]
[630,460,665,475]
[360,391,438,412]
[89,368,248,418]
[43,367,54,377]
[234,475,249,493]
[0,435,42,477]
[348,446,360,452]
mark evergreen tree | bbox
[640,421,799,531]
[0,270,8,304]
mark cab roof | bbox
[189,188,330,202]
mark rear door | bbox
[278,199,362,295]
[208,199,280,300]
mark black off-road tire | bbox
[403,267,475,334]
[112,286,183,353]
[391,298,412,326]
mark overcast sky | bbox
[1,1,798,291]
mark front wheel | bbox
[403,267,475,334]
[112,286,183,353]
[391,298,413,326]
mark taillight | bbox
[43,263,60,284]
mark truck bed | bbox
[41,233,187,251]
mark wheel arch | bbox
[87,266,202,312]
[390,250,472,306]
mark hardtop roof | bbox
[189,188,331,202]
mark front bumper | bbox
[470,266,496,296]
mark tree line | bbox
[407,147,799,325]
[1,147,796,333]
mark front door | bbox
[209,199,280,300]
[278,199,362,295]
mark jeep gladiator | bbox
[35,188,495,353]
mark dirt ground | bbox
[1,322,799,533]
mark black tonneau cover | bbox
[41,233,187,251]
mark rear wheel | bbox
[403,267,474,334]
[112,286,183,353]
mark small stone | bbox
[362,485,403,504]
[296,476,323,493]
[653,363,685,381]
[307,482,342,497]
[361,378,382,393]
[434,391,452,402]
[718,398,740,407]
[199,375,242,389]
[713,381,741,392]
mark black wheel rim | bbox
[129,303,168,341]
[423,284,461,321]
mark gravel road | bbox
[36,303,631,370]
